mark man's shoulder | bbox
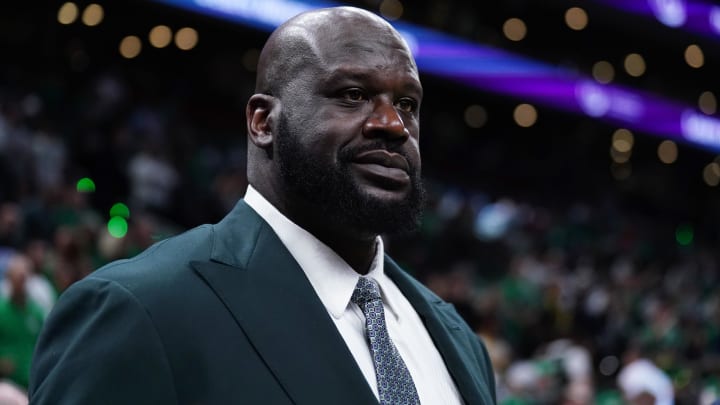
[58,201,266,308]
[86,223,216,292]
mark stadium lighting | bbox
[593,0,720,40]
[151,0,720,153]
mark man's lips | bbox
[351,149,411,186]
[352,150,410,172]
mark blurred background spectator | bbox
[0,255,44,389]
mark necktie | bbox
[351,277,421,405]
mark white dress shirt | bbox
[244,185,463,404]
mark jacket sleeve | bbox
[29,277,178,404]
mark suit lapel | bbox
[385,258,495,405]
[191,202,376,405]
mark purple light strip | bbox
[593,0,720,38]
[397,22,720,151]
[152,0,720,152]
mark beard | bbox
[275,114,425,236]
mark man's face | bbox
[274,28,425,235]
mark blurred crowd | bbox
[396,189,720,404]
[1,63,719,404]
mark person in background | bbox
[617,345,674,405]
[1,248,55,318]
[0,254,44,389]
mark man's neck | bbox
[283,207,378,274]
[248,183,379,274]
[305,225,378,275]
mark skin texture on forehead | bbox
[255,6,417,96]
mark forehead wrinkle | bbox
[323,65,421,92]
[321,40,418,74]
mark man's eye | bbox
[342,89,365,101]
[396,98,417,113]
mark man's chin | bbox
[342,186,424,236]
[286,178,423,236]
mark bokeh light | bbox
[598,356,619,376]
[565,7,588,31]
[464,104,488,128]
[149,25,172,48]
[657,140,678,164]
[119,35,142,59]
[624,53,646,77]
[684,44,704,68]
[379,0,403,21]
[107,217,128,238]
[592,61,614,84]
[610,146,631,164]
[703,162,720,186]
[675,224,693,246]
[612,128,634,153]
[109,203,130,219]
[81,4,103,27]
[76,177,96,192]
[513,103,537,127]
[503,18,527,42]
[57,2,79,25]
[175,27,198,50]
[699,91,717,115]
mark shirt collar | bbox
[243,185,400,320]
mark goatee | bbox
[275,115,425,236]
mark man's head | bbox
[5,254,30,302]
[246,7,424,239]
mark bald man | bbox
[30,7,496,404]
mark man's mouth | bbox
[352,150,410,172]
[350,149,411,186]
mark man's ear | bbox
[246,94,277,149]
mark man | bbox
[0,254,44,390]
[30,6,496,404]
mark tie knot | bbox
[351,277,381,306]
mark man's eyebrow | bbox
[323,67,423,96]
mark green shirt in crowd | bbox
[0,297,44,388]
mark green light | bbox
[76,177,96,193]
[107,217,128,238]
[109,202,130,219]
[675,224,693,246]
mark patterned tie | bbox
[351,277,421,405]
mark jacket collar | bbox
[193,201,376,405]
[385,258,496,405]
[192,200,494,404]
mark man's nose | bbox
[362,101,409,140]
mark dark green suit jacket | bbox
[29,201,496,404]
